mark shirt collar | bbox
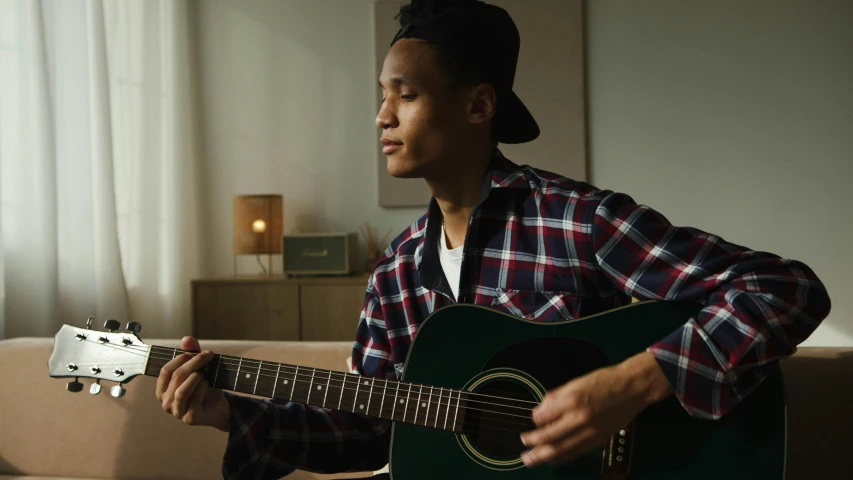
[488,148,532,191]
[414,149,530,274]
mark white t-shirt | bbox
[438,222,464,301]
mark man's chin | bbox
[386,158,425,179]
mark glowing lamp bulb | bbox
[251,219,267,233]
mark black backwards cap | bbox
[391,0,539,144]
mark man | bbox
[156,1,831,479]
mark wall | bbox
[194,0,421,278]
[586,0,853,346]
[195,0,851,346]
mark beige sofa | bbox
[1,336,851,479]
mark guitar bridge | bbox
[600,421,635,480]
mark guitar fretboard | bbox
[144,347,466,433]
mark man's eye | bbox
[401,94,417,101]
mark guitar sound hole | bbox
[462,379,537,459]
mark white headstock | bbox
[48,319,149,397]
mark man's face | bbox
[376,39,471,180]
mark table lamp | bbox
[233,194,283,275]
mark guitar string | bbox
[145,344,543,409]
[65,366,537,441]
[115,341,542,410]
[146,343,543,407]
[94,342,543,427]
[145,356,538,426]
[67,367,539,441]
[146,346,541,417]
[72,339,542,426]
[64,341,548,441]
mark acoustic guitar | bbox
[48,300,786,479]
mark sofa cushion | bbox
[0,476,94,480]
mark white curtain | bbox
[0,0,202,339]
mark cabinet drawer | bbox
[193,283,299,340]
[299,284,366,341]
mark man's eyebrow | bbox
[378,76,413,89]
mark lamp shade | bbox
[233,195,283,254]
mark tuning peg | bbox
[85,316,94,330]
[89,379,102,395]
[110,383,127,398]
[66,377,83,393]
[103,319,120,332]
[125,322,142,335]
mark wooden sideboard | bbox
[191,275,369,342]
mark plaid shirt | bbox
[222,150,831,479]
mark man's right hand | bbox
[155,336,230,432]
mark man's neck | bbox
[427,146,493,250]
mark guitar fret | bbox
[453,390,461,432]
[322,371,332,408]
[306,369,317,404]
[414,385,423,425]
[291,366,299,399]
[353,378,361,412]
[234,358,242,390]
[429,386,436,428]
[253,361,262,395]
[441,387,449,430]
[172,348,177,359]
[366,378,375,415]
[272,363,281,399]
[392,382,400,420]
[213,356,221,389]
[403,384,411,423]
[338,373,346,409]
[380,379,388,419]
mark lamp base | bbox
[233,253,274,276]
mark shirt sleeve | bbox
[221,275,393,479]
[589,191,831,420]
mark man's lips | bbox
[381,138,403,154]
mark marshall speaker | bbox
[281,233,358,276]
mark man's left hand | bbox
[519,351,673,467]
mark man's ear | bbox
[467,83,497,126]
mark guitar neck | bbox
[143,345,465,434]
